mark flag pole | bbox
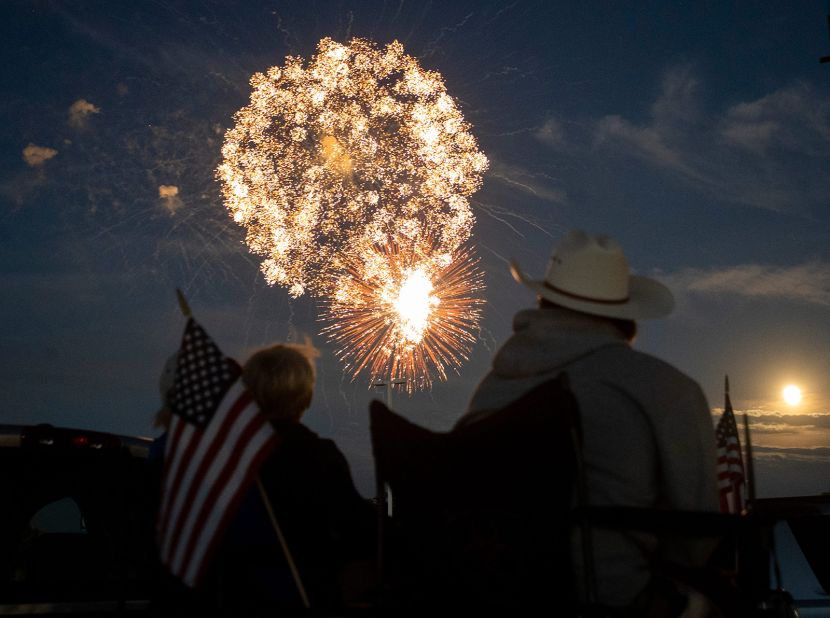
[173,290,309,607]
[370,376,406,602]
[176,288,192,318]
[743,413,756,508]
[256,477,311,609]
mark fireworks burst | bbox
[216,37,488,298]
[217,37,489,390]
[320,238,485,391]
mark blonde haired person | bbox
[206,342,375,613]
[242,342,319,423]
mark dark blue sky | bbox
[2,1,830,500]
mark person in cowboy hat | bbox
[456,230,718,615]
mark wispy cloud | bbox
[748,423,802,435]
[752,444,830,464]
[487,159,568,204]
[594,64,704,179]
[719,83,830,156]
[712,408,830,428]
[68,99,101,128]
[750,415,830,435]
[534,117,567,149]
[666,262,830,307]
[595,115,700,178]
[22,143,58,167]
[753,448,830,497]
[588,66,830,212]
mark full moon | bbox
[783,384,802,406]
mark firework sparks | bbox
[320,239,485,391]
[218,37,489,390]
[216,37,488,298]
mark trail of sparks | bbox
[320,239,485,392]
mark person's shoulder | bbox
[592,344,702,391]
[278,421,346,458]
[581,346,710,421]
[274,420,321,441]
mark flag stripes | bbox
[156,318,279,587]
[184,424,278,584]
[715,377,745,514]
[160,384,255,561]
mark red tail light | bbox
[22,425,121,450]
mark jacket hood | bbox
[462,306,630,421]
[490,306,629,379]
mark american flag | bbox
[156,318,279,587]
[715,376,745,514]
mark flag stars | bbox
[170,321,241,430]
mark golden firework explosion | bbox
[320,237,485,391]
[216,37,488,298]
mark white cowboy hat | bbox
[510,230,674,320]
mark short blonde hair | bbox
[242,343,319,421]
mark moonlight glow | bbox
[783,384,802,406]
[217,37,489,298]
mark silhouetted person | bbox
[149,352,178,461]
[208,343,375,614]
[456,231,717,615]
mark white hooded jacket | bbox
[457,306,718,607]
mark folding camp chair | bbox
[370,373,581,611]
[370,374,807,617]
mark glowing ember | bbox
[321,239,484,391]
[217,37,489,298]
[394,268,438,344]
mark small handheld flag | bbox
[156,315,279,587]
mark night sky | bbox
[2,1,829,502]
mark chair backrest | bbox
[370,373,580,610]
